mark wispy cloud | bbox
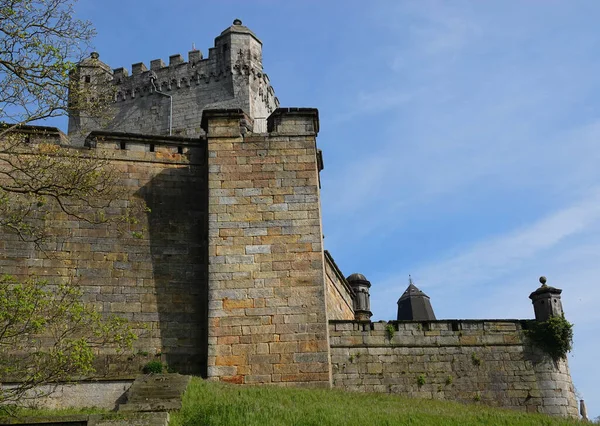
[319,3,600,414]
[370,186,600,307]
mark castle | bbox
[0,20,579,417]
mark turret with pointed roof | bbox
[397,276,436,321]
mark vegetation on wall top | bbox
[525,316,573,361]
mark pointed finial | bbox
[192,42,196,51]
[409,275,413,285]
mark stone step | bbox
[118,373,191,413]
[118,400,182,412]
[89,412,169,426]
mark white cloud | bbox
[370,187,600,308]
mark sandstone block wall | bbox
[204,108,331,387]
[0,130,209,376]
[329,320,578,417]
[324,251,355,321]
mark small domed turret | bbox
[346,273,372,321]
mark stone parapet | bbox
[267,108,319,136]
[324,251,355,321]
[0,129,209,376]
[329,320,578,418]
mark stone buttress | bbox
[202,108,331,386]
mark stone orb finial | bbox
[90,52,100,59]
[539,276,547,286]
[233,19,242,26]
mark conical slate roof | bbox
[398,283,428,301]
[397,278,436,321]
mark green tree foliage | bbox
[0,0,144,243]
[0,0,144,411]
[0,275,136,413]
[0,0,96,130]
[0,131,145,245]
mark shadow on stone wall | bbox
[136,146,208,376]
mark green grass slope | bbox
[170,378,581,426]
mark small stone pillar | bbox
[267,108,319,135]
[200,108,253,137]
[346,273,372,321]
[529,276,564,321]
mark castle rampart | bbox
[0,128,210,376]
[0,110,580,418]
[0,20,582,419]
[324,251,355,321]
[329,320,578,417]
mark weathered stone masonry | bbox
[203,108,331,386]
[324,251,355,321]
[329,319,578,417]
[0,129,209,376]
[0,20,581,418]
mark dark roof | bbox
[346,273,371,288]
[347,273,367,282]
[398,283,428,301]
[397,283,436,321]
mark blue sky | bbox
[53,0,600,418]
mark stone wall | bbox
[0,130,209,376]
[5,380,133,410]
[203,108,331,387]
[324,251,354,321]
[329,320,578,417]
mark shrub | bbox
[525,315,573,361]
[471,352,482,366]
[142,360,164,374]
[385,324,395,340]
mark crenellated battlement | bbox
[68,19,279,142]
[108,50,275,104]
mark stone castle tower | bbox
[0,19,578,418]
[68,19,278,141]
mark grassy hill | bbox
[170,378,581,426]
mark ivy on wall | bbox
[525,316,573,361]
